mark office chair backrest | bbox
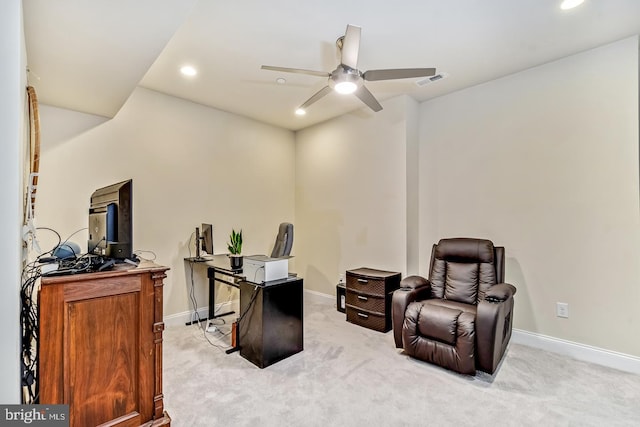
[270,223,293,258]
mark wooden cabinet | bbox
[39,264,171,427]
[345,268,401,332]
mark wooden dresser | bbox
[39,263,171,427]
[345,268,401,332]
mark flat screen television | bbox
[88,179,132,259]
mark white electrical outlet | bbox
[339,273,344,284]
[556,302,569,318]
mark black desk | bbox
[185,256,304,365]
[239,277,304,368]
[185,254,244,324]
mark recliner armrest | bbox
[400,275,430,290]
[484,283,516,303]
[392,276,431,348]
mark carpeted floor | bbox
[163,293,640,427]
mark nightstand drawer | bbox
[345,290,385,314]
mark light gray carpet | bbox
[163,293,640,427]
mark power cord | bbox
[21,226,70,404]
[185,230,235,351]
[133,250,157,261]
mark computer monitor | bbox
[88,179,132,259]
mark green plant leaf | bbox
[228,228,243,255]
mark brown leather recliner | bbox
[392,238,516,375]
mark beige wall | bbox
[37,87,295,317]
[34,37,640,359]
[419,37,640,356]
[294,96,413,294]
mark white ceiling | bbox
[24,0,640,131]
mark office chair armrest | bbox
[484,283,516,303]
[392,276,431,348]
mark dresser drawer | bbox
[346,274,386,296]
[346,306,388,332]
[345,290,385,314]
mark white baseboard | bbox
[304,288,333,300]
[164,290,332,327]
[512,329,640,375]
[164,300,236,327]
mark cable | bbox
[62,226,87,240]
[21,253,44,404]
[133,250,156,261]
[34,227,61,259]
[237,282,260,324]
[87,236,105,256]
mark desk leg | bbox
[207,267,235,319]
[224,321,240,354]
[184,266,237,326]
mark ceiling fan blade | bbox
[298,86,332,110]
[354,85,382,112]
[261,65,329,78]
[363,68,436,81]
[340,25,361,69]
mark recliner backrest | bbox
[270,223,294,258]
[429,238,501,305]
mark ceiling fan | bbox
[261,24,436,114]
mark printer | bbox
[243,255,288,284]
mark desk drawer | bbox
[346,307,388,332]
[345,290,385,314]
[346,274,385,296]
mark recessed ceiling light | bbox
[560,0,584,10]
[295,108,306,116]
[276,78,286,84]
[180,65,197,77]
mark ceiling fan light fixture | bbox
[329,67,361,94]
[334,81,358,94]
[560,0,584,10]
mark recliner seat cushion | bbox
[403,301,476,375]
[421,298,477,316]
[416,305,461,346]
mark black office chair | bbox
[270,223,293,258]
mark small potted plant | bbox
[227,229,243,270]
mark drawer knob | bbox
[357,295,368,301]
[357,312,369,319]
[357,278,368,284]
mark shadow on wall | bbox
[305,265,335,297]
[170,235,208,320]
[300,208,343,295]
[505,256,531,331]
[175,234,237,323]
[39,105,109,154]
